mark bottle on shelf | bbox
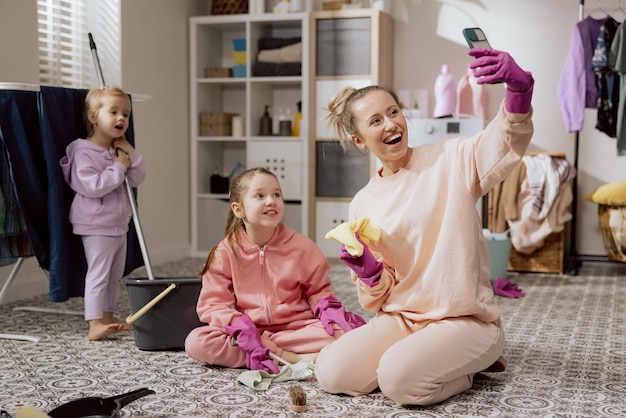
[292,100,302,136]
[259,105,273,136]
[279,107,292,136]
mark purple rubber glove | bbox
[314,295,366,336]
[224,315,280,374]
[468,48,534,114]
[339,234,384,287]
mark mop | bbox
[88,33,156,283]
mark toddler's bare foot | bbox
[109,316,133,331]
[88,321,124,341]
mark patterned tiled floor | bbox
[1,259,625,417]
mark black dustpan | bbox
[47,387,155,418]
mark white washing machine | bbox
[407,118,485,146]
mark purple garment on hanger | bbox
[558,16,607,132]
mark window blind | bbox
[37,0,121,88]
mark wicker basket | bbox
[211,0,248,15]
[323,0,351,10]
[487,183,567,274]
[507,230,565,274]
[598,204,626,262]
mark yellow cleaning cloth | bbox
[324,218,382,256]
[15,406,51,418]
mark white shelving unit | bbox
[190,12,310,256]
[308,9,393,257]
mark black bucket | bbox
[123,277,204,351]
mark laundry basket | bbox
[597,204,626,262]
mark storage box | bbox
[232,65,246,78]
[200,124,232,136]
[199,112,235,125]
[485,233,511,282]
[204,67,233,78]
[316,17,370,76]
[233,51,247,65]
[124,277,204,351]
[232,38,246,51]
[323,0,351,10]
[211,0,248,15]
[199,112,236,136]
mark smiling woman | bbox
[316,48,535,406]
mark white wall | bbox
[391,0,625,258]
[1,0,623,302]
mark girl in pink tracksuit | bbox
[316,49,534,406]
[185,167,365,373]
[60,86,145,341]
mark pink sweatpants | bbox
[81,235,127,321]
[185,318,346,368]
[315,313,504,406]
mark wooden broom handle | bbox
[126,283,176,324]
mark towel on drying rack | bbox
[0,86,144,302]
[1,138,34,261]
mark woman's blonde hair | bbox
[84,86,131,137]
[198,167,280,276]
[325,85,401,148]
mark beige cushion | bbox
[584,180,626,205]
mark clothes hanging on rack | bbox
[558,16,608,133]
[609,20,626,155]
[0,85,144,302]
[592,16,620,138]
[0,139,34,264]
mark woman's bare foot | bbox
[88,320,124,341]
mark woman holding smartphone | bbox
[315,47,534,406]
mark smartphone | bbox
[463,28,491,49]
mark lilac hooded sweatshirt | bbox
[60,138,145,236]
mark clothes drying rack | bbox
[0,82,150,342]
[565,0,625,274]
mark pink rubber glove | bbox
[339,234,383,287]
[313,295,366,336]
[468,48,534,114]
[224,315,280,374]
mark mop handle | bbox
[88,33,105,89]
[126,283,176,324]
[88,33,155,281]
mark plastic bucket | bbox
[485,232,511,283]
[123,277,204,351]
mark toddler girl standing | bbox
[60,86,145,341]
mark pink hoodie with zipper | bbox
[185,223,347,366]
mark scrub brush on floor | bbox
[288,385,307,412]
[269,352,315,380]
